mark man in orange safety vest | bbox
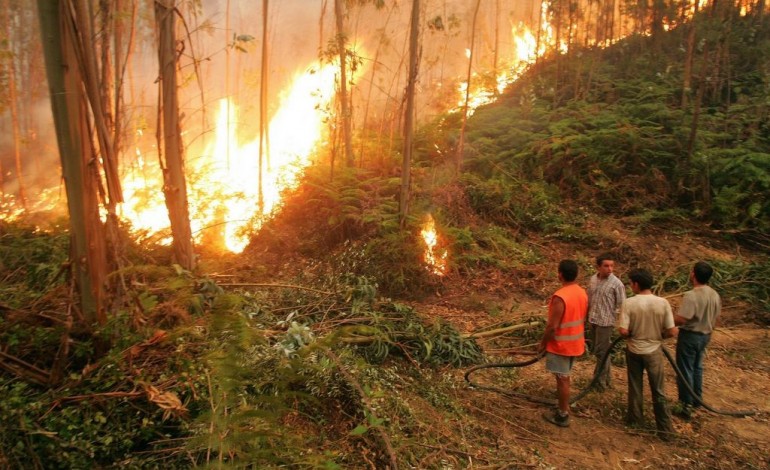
[539,259,589,427]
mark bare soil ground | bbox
[409,220,770,469]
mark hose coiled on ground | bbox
[464,335,758,417]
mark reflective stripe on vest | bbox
[546,283,588,357]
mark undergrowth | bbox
[0,223,484,468]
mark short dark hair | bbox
[596,253,614,266]
[628,268,654,291]
[559,259,579,282]
[693,261,714,284]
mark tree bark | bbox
[155,0,195,271]
[37,0,109,326]
[7,37,26,209]
[682,0,699,108]
[5,0,26,208]
[334,0,355,167]
[399,0,420,227]
[258,0,269,214]
[456,0,482,172]
[70,0,122,208]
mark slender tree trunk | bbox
[400,0,420,227]
[258,0,269,214]
[225,0,231,170]
[0,0,8,194]
[7,32,26,209]
[155,0,195,271]
[37,0,109,326]
[334,0,354,167]
[536,0,543,65]
[493,0,500,94]
[682,0,699,108]
[360,4,395,167]
[69,0,122,208]
[456,0,482,173]
[319,0,327,54]
[99,0,115,150]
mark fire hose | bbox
[464,335,758,417]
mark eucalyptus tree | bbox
[399,0,420,226]
[334,0,355,167]
[3,0,28,207]
[456,0,483,172]
[155,0,195,271]
[37,0,111,326]
[331,0,385,170]
[258,0,269,214]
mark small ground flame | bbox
[420,214,448,276]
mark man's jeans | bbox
[591,324,614,388]
[626,348,674,433]
[676,330,711,407]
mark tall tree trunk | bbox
[155,0,195,271]
[258,0,269,214]
[0,0,4,193]
[70,0,122,209]
[225,0,231,170]
[682,0,699,108]
[334,0,354,167]
[99,0,115,153]
[400,0,420,227]
[456,0,482,173]
[492,0,500,94]
[114,0,137,163]
[37,0,109,326]
[7,31,26,209]
[360,4,395,167]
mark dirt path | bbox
[453,327,769,469]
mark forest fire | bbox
[420,214,448,276]
[459,8,552,114]
[118,62,340,253]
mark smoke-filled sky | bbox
[179,0,545,134]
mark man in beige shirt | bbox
[618,268,678,440]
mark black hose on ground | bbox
[659,346,756,417]
[464,335,759,416]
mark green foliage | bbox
[447,225,540,271]
[252,166,399,256]
[459,13,770,231]
[659,258,770,324]
[361,229,434,297]
[709,150,770,229]
[343,302,483,367]
[0,338,201,469]
[459,173,580,235]
[0,222,69,304]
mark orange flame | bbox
[457,1,568,114]
[117,60,345,253]
[420,214,447,276]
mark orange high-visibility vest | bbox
[546,283,588,357]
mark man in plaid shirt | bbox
[587,253,626,390]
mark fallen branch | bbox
[463,321,542,339]
[218,283,333,296]
[0,350,51,385]
[58,391,143,403]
